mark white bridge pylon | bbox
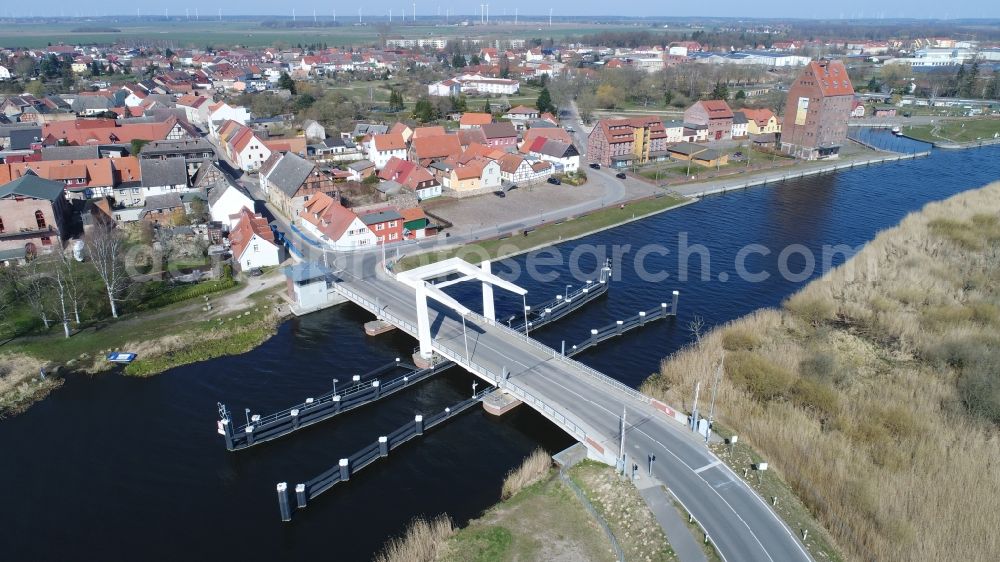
[395,258,528,359]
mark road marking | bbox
[694,460,722,474]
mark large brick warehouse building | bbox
[781,60,855,160]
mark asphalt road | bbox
[316,248,813,562]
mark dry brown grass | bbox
[0,353,61,417]
[373,514,455,562]
[643,181,1000,562]
[501,448,552,500]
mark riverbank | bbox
[901,118,1000,148]
[643,181,1000,561]
[374,450,679,561]
[670,150,929,198]
[0,271,289,417]
[397,193,692,271]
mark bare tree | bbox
[41,255,73,339]
[18,258,52,330]
[86,224,129,319]
[55,249,86,324]
[687,314,706,344]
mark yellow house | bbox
[743,108,782,135]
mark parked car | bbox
[590,163,601,169]
[615,172,627,179]
[565,126,575,133]
[495,190,506,198]
[547,177,562,185]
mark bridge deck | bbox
[334,268,811,562]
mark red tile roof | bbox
[807,60,855,97]
[229,208,275,261]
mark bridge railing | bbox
[460,305,658,408]
[431,341,593,444]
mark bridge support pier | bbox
[481,260,495,323]
[245,426,255,446]
[339,458,350,481]
[415,415,424,435]
[291,409,300,429]
[639,311,646,326]
[672,290,679,314]
[295,484,307,509]
[415,283,434,359]
[277,483,292,522]
[220,418,234,451]
[372,380,380,398]
[333,395,341,413]
[378,436,388,457]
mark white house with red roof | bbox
[299,192,377,249]
[229,208,282,271]
[367,133,408,170]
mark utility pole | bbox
[619,407,627,475]
[691,381,701,433]
[706,355,724,442]
[549,8,553,26]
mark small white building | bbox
[367,134,408,170]
[208,180,256,231]
[229,208,282,272]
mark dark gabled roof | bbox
[0,172,65,201]
[207,177,253,207]
[265,153,317,197]
[71,96,112,113]
[668,142,710,156]
[140,157,189,188]
[481,122,517,139]
[9,127,42,150]
[732,112,748,125]
[140,138,216,157]
[359,209,404,225]
[142,192,184,213]
[41,145,100,161]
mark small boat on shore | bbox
[107,352,137,364]
[891,126,902,135]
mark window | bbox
[41,236,51,246]
[388,221,397,228]
[389,233,398,241]
[253,244,259,252]
[35,210,46,229]
[375,223,384,231]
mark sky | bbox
[6,3,998,21]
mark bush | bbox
[785,293,836,326]
[501,448,551,499]
[957,350,1000,424]
[137,275,237,311]
[727,351,795,402]
[799,351,845,385]
[721,325,761,351]
[789,377,839,418]
[374,515,455,562]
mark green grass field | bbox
[0,20,640,49]
[903,119,1000,144]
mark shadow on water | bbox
[2,144,998,561]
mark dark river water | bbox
[3,133,997,562]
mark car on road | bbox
[494,190,506,198]
[590,163,601,169]
[565,126,575,133]
[615,172,627,179]
[547,177,562,185]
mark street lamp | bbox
[245,408,251,426]
[648,453,656,475]
[332,378,339,395]
[462,314,470,363]
[523,300,530,340]
[472,381,478,398]
[565,284,571,300]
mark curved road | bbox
[326,250,812,562]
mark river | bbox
[3,133,997,561]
